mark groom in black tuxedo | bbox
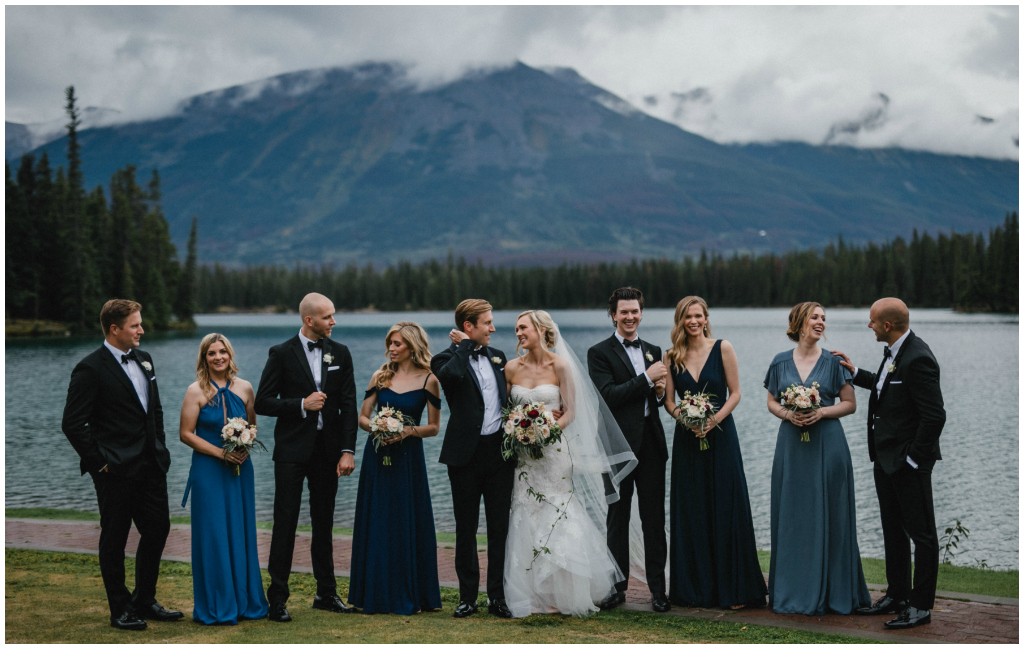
[255,292,358,622]
[431,298,515,619]
[61,299,182,630]
[587,287,671,613]
[834,298,945,630]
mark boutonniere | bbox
[885,363,897,374]
[140,361,153,372]
[491,356,502,366]
[323,353,333,364]
[645,351,654,363]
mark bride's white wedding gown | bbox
[504,384,621,618]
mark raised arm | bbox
[430,339,476,388]
[61,361,106,473]
[587,346,650,408]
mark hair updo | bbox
[516,309,558,356]
[787,301,824,342]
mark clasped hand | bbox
[381,426,415,445]
[790,409,823,427]
[223,449,248,465]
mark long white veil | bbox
[550,324,651,585]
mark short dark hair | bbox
[100,299,142,335]
[608,287,644,316]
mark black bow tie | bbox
[120,350,137,365]
[470,347,485,361]
[307,339,324,351]
[622,338,641,349]
[883,347,892,359]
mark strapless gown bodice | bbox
[510,384,561,411]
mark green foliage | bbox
[196,217,1019,313]
[941,519,971,565]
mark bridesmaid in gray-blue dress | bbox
[763,302,870,616]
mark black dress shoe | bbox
[136,600,184,621]
[884,606,931,630]
[313,594,354,613]
[651,592,671,613]
[453,600,478,618]
[597,591,626,610]
[855,595,909,616]
[488,599,513,618]
[110,610,147,631]
[268,602,292,623]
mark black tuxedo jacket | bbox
[852,330,945,475]
[254,335,357,464]
[587,334,668,461]
[61,346,170,478]
[432,339,510,467]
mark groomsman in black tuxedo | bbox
[587,287,670,613]
[834,298,945,630]
[61,299,182,630]
[431,299,514,619]
[255,293,358,622]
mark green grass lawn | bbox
[5,549,870,644]
[10,508,1016,599]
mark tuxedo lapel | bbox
[486,348,507,405]
[98,348,145,412]
[291,336,318,392]
[609,336,636,377]
[878,331,915,403]
[456,343,485,398]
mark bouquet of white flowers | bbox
[779,382,821,442]
[220,417,267,475]
[369,406,414,466]
[500,400,563,463]
[673,390,718,451]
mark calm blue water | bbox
[5,308,1018,569]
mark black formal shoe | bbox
[453,600,478,618]
[110,610,147,631]
[135,600,184,621]
[651,593,671,613]
[268,602,292,623]
[488,599,513,618]
[855,595,909,616]
[597,591,626,610]
[884,606,931,630]
[312,594,354,613]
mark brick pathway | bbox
[6,518,1017,644]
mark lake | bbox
[5,308,1018,569]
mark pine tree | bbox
[174,216,199,324]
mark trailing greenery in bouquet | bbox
[369,406,414,466]
[673,390,718,451]
[500,400,563,464]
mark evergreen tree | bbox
[174,216,199,324]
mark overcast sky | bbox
[5,5,1019,159]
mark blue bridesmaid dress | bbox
[348,377,442,614]
[764,350,871,615]
[669,340,768,608]
[182,381,268,624]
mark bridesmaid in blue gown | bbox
[663,297,767,609]
[349,321,442,615]
[764,302,870,615]
[179,333,268,625]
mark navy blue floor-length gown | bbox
[764,350,871,615]
[183,381,268,625]
[348,379,442,614]
[669,340,768,608]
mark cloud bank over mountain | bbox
[5,5,1018,159]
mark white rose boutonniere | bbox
[885,363,897,374]
[140,361,153,372]
[323,353,333,364]
[645,351,654,363]
[491,356,502,366]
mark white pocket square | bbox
[327,366,340,371]
[149,376,156,381]
[889,380,902,384]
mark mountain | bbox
[6,106,122,160]
[15,62,1018,266]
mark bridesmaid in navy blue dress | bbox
[349,321,442,615]
[179,333,268,625]
[663,297,767,609]
[764,303,870,615]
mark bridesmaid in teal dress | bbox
[349,322,442,615]
[764,302,870,615]
[179,333,268,625]
[664,297,767,609]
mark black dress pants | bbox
[607,416,668,594]
[874,461,939,610]
[267,439,340,604]
[91,468,170,617]
[447,432,515,603]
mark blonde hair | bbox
[665,296,712,370]
[515,310,558,356]
[196,333,239,400]
[787,302,825,342]
[374,321,433,389]
[455,298,492,333]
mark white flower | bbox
[140,361,152,372]
[645,351,654,362]
[491,356,502,365]
[240,430,253,445]
[324,353,333,364]
[886,363,897,373]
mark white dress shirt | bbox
[469,347,502,435]
[852,329,915,468]
[104,340,149,412]
[298,331,324,430]
[614,332,655,416]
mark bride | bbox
[502,310,638,617]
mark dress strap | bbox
[425,391,441,409]
[422,373,432,388]
[364,385,379,399]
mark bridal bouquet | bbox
[500,401,563,463]
[369,406,414,466]
[674,390,718,451]
[221,417,267,476]
[779,382,821,442]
